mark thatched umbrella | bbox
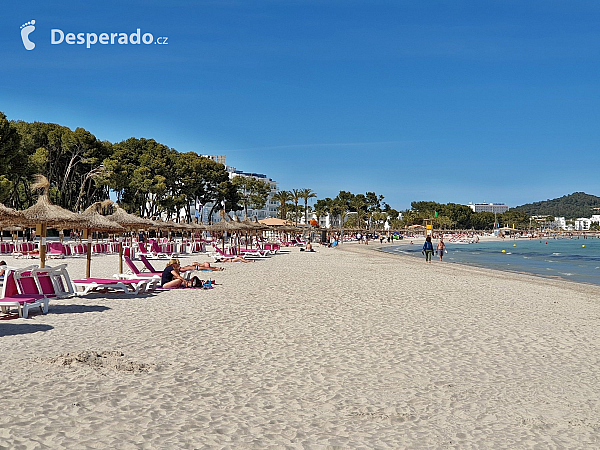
[0,202,23,224]
[208,219,244,252]
[208,219,244,233]
[0,203,24,241]
[105,204,156,273]
[106,205,155,229]
[240,219,268,248]
[81,202,125,278]
[20,175,88,268]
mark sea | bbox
[382,237,600,286]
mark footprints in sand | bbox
[38,350,154,373]
[20,20,36,50]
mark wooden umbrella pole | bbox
[119,235,124,274]
[84,229,92,279]
[37,223,47,268]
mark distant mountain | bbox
[513,192,600,219]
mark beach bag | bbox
[191,276,203,287]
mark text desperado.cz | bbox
[51,29,168,48]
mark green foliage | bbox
[498,210,530,229]
[6,119,110,209]
[272,190,292,220]
[0,113,235,221]
[232,176,271,219]
[0,175,13,203]
[299,188,317,226]
[512,192,600,219]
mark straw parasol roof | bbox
[21,175,88,229]
[169,220,195,232]
[81,203,125,233]
[190,222,208,231]
[151,218,177,231]
[230,216,256,232]
[0,202,24,226]
[242,218,269,231]
[105,204,155,230]
[278,225,300,233]
[208,219,244,232]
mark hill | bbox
[513,192,600,219]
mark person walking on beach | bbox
[436,237,446,261]
[422,236,434,263]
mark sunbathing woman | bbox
[193,262,225,271]
[161,259,192,288]
[216,256,254,263]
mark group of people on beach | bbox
[160,255,256,288]
[422,236,446,263]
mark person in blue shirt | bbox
[422,236,434,263]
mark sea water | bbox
[383,237,600,286]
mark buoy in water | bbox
[582,244,586,248]
[513,244,516,247]
[502,250,506,253]
[545,241,548,244]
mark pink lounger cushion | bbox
[0,296,40,304]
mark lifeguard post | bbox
[424,218,433,237]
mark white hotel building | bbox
[467,202,510,214]
[191,155,279,223]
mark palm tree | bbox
[271,190,291,220]
[299,188,317,227]
[291,189,301,226]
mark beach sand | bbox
[1,243,600,448]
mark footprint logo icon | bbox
[20,20,36,50]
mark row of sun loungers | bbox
[0,263,162,318]
[0,237,298,319]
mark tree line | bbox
[0,112,257,221]
[1,112,546,230]
[273,192,534,231]
[512,192,600,219]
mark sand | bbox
[1,242,600,448]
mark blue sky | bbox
[2,1,600,211]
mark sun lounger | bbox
[71,277,152,296]
[0,242,15,254]
[31,264,75,299]
[12,242,39,259]
[137,242,167,259]
[262,243,280,254]
[124,255,162,277]
[0,267,48,318]
[237,248,270,258]
[213,246,244,259]
[139,255,164,273]
[47,242,67,259]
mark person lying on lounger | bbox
[193,262,225,271]
[161,259,192,288]
[216,255,254,263]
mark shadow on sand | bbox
[0,323,54,337]
[48,304,111,315]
